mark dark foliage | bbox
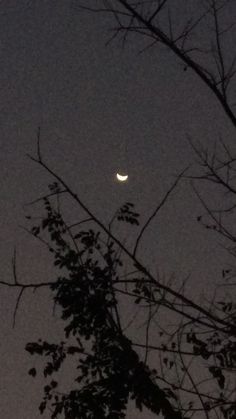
[26,198,183,419]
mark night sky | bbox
[0,1,235,418]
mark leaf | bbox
[28,367,37,377]
[39,401,46,415]
[209,366,225,389]
[42,219,49,229]
[51,380,58,388]
[31,226,40,236]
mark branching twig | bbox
[133,167,188,258]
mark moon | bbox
[116,173,128,182]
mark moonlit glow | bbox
[116,173,128,182]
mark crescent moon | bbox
[116,173,128,182]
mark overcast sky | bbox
[0,1,235,418]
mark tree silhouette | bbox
[2,1,236,418]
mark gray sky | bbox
[0,1,235,418]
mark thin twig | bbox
[133,167,188,257]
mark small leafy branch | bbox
[116,202,140,226]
